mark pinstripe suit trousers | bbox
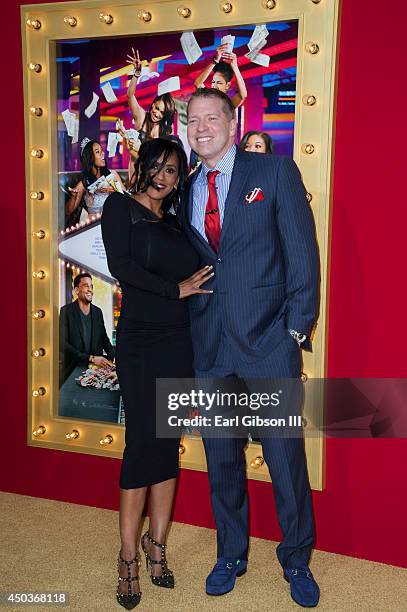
[196,332,315,569]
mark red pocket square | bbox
[244,187,264,204]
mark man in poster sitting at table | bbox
[59,272,115,386]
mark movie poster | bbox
[57,22,298,423]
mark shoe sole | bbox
[206,568,247,596]
[283,574,319,608]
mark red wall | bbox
[2,1,406,568]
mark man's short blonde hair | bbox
[187,88,235,120]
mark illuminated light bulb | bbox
[220,1,233,12]
[32,230,46,239]
[28,63,42,73]
[305,41,320,54]
[99,12,113,24]
[137,9,152,22]
[33,425,46,436]
[66,429,80,440]
[26,18,41,30]
[63,15,77,27]
[29,106,43,116]
[32,387,46,397]
[31,347,46,358]
[250,456,264,468]
[302,94,317,106]
[32,309,46,319]
[100,434,113,445]
[177,6,191,17]
[31,148,44,159]
[262,0,276,8]
[32,270,46,280]
[300,372,308,383]
[30,191,44,200]
[302,143,315,155]
[179,444,186,454]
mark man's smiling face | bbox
[187,96,236,168]
[75,276,93,304]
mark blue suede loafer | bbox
[206,558,248,596]
[284,567,320,607]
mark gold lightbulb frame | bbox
[137,9,152,21]
[22,0,341,490]
[177,6,192,18]
[99,12,114,25]
[29,105,43,116]
[63,15,78,27]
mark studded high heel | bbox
[141,530,175,588]
[116,552,142,610]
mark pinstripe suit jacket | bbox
[180,148,320,371]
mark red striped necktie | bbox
[204,170,221,252]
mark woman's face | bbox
[244,134,267,153]
[211,74,230,93]
[150,99,165,123]
[144,151,180,200]
[92,143,106,167]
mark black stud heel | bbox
[116,552,142,609]
[141,530,175,588]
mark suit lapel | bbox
[73,300,85,349]
[186,166,200,224]
[89,304,95,352]
[219,150,249,247]
[185,167,215,257]
[183,149,250,256]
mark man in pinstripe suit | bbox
[181,88,320,607]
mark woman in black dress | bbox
[101,138,213,610]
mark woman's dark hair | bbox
[129,138,188,213]
[239,130,274,154]
[214,61,233,84]
[142,93,175,139]
[80,140,110,189]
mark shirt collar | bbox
[197,145,236,183]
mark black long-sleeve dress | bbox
[101,192,199,488]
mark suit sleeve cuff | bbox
[288,328,312,351]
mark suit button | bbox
[217,258,222,263]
